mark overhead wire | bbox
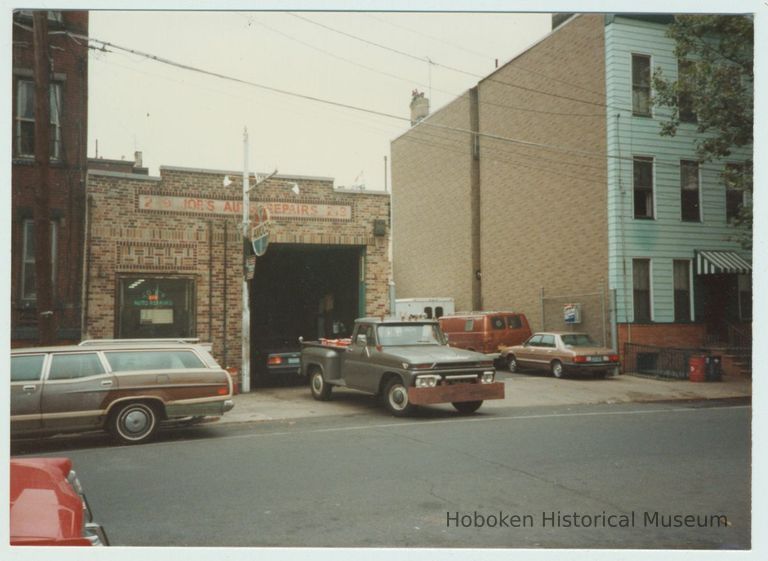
[53,25,737,182]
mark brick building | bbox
[84,164,392,386]
[391,14,752,372]
[11,10,89,345]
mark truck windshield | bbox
[376,324,444,346]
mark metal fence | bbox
[541,287,610,348]
[624,343,708,380]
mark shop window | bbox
[680,160,701,222]
[633,157,654,219]
[673,260,692,322]
[118,277,195,339]
[632,54,651,117]
[16,79,62,159]
[20,219,57,301]
[633,259,652,322]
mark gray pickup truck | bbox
[300,318,505,416]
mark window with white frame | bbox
[633,259,652,323]
[673,260,692,322]
[633,157,654,219]
[725,162,746,223]
[21,219,57,300]
[632,54,652,116]
[16,79,62,159]
[680,160,701,222]
[677,59,698,123]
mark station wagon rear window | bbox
[105,350,206,372]
[11,355,45,382]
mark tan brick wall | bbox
[84,168,391,371]
[391,15,610,334]
[478,15,608,332]
[391,94,476,311]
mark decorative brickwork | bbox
[84,166,392,373]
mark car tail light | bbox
[267,356,283,366]
[609,354,620,363]
[217,387,229,395]
[573,356,588,363]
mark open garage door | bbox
[249,244,363,385]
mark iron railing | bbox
[624,343,708,380]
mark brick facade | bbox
[392,15,611,341]
[84,166,392,373]
[11,11,89,345]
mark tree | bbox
[652,15,753,248]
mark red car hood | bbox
[10,457,86,544]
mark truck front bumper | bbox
[408,381,505,405]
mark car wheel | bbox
[551,360,565,379]
[384,378,416,417]
[507,354,518,373]
[110,402,159,444]
[309,369,332,401]
[452,400,483,414]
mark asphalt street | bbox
[12,399,751,550]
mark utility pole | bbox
[32,12,56,345]
[241,128,251,393]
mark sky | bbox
[87,10,553,191]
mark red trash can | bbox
[689,356,706,382]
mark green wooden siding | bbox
[605,17,751,323]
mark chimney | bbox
[410,90,429,126]
[134,151,143,168]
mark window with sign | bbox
[118,277,195,338]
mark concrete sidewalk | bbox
[219,373,752,426]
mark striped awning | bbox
[695,250,752,275]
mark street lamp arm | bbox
[246,169,279,193]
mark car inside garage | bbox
[249,244,363,385]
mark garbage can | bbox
[705,356,722,382]
[688,356,706,382]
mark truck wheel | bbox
[384,378,416,417]
[109,402,159,445]
[310,369,332,401]
[452,401,483,414]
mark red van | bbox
[439,312,532,357]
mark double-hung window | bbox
[673,260,692,322]
[632,54,652,117]
[680,160,701,222]
[633,259,652,323]
[725,163,746,223]
[633,157,654,219]
[16,79,62,159]
[21,219,57,301]
[677,59,698,123]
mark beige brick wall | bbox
[84,167,391,371]
[391,15,610,334]
[478,15,608,331]
[391,94,476,310]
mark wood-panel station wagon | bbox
[11,340,235,444]
[301,318,505,416]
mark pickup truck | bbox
[300,318,505,416]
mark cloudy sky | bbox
[87,9,553,191]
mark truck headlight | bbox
[415,375,440,388]
[481,371,495,384]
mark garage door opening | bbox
[249,244,363,385]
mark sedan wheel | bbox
[506,354,518,373]
[384,378,416,417]
[551,360,565,379]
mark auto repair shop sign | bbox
[139,194,352,220]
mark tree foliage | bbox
[652,15,753,248]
